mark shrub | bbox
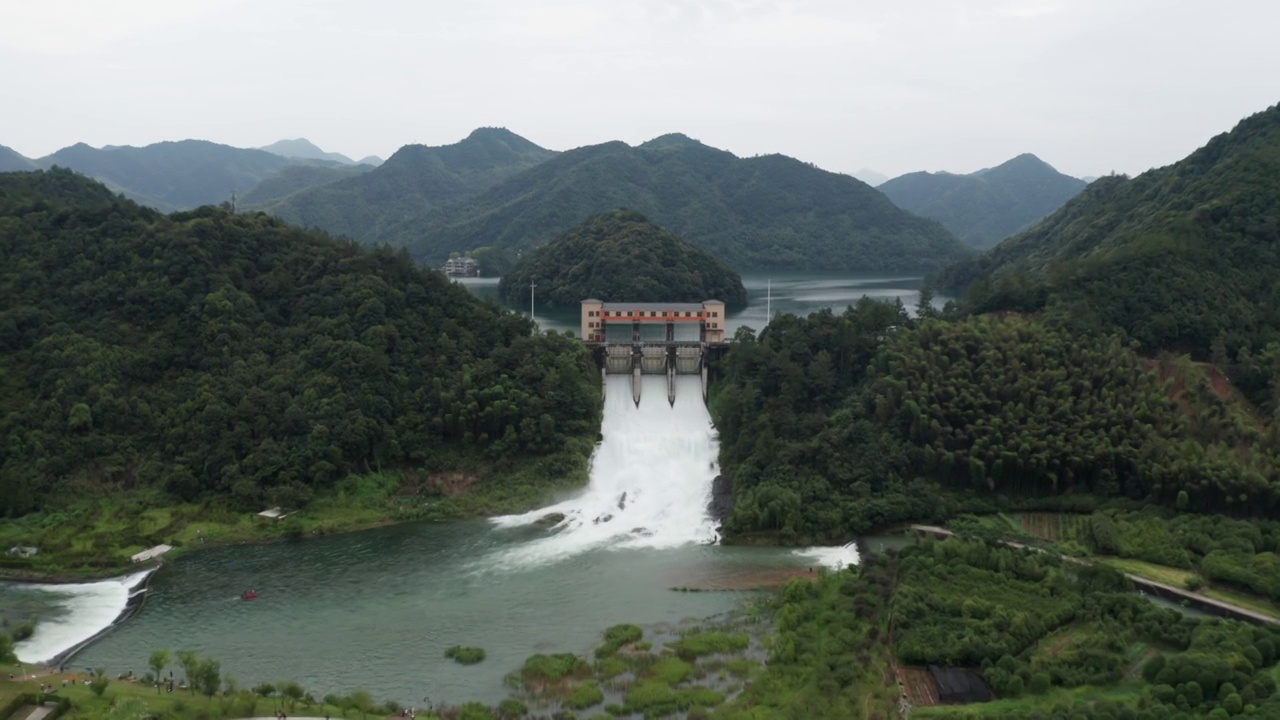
[595,624,643,657]
[445,645,487,665]
[567,681,605,709]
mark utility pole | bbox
[766,278,771,322]
[529,280,537,325]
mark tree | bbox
[148,649,169,692]
[0,634,15,665]
[349,689,374,719]
[280,680,305,710]
[195,657,221,697]
[176,649,201,694]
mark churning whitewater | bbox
[9,570,153,664]
[489,375,720,568]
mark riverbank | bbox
[0,440,595,584]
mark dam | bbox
[580,299,729,405]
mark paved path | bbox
[17,705,55,720]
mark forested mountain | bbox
[356,155,384,167]
[879,154,1086,248]
[0,145,35,172]
[0,169,600,518]
[259,138,357,165]
[240,164,372,207]
[938,103,1280,403]
[395,133,969,271]
[497,209,748,309]
[33,140,313,211]
[261,127,557,243]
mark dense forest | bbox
[710,304,1280,544]
[396,133,970,271]
[0,169,601,518]
[936,103,1280,410]
[496,209,748,309]
[879,153,1086,248]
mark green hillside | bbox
[497,209,748,309]
[879,153,1086,248]
[396,133,970,272]
[937,103,1280,400]
[0,145,35,172]
[34,140,311,211]
[262,127,557,242]
[0,168,600,519]
[240,163,372,207]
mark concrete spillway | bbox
[599,344,706,406]
[488,375,720,567]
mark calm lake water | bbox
[5,272,931,707]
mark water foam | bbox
[488,375,720,569]
[792,542,861,570]
[11,570,153,664]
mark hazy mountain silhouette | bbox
[880,154,1086,248]
[260,138,356,165]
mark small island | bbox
[497,209,748,309]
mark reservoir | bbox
[3,272,929,706]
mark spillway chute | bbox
[487,375,720,569]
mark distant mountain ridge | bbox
[380,132,969,272]
[0,145,36,172]
[880,154,1086,248]
[259,138,357,165]
[30,140,330,212]
[260,127,557,242]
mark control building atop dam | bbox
[580,299,728,405]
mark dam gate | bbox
[581,300,729,405]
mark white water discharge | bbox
[793,542,862,570]
[490,375,720,568]
[11,570,153,664]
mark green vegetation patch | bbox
[445,645,486,665]
[667,631,749,660]
[520,653,592,685]
[565,680,605,710]
[595,623,643,658]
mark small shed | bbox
[258,507,290,520]
[929,666,992,704]
[130,544,173,564]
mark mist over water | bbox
[488,375,720,569]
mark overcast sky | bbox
[3,0,1278,179]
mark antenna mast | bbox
[530,280,537,325]
[766,279,771,321]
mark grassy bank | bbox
[0,439,594,583]
[0,666,375,719]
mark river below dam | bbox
[1,272,932,706]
